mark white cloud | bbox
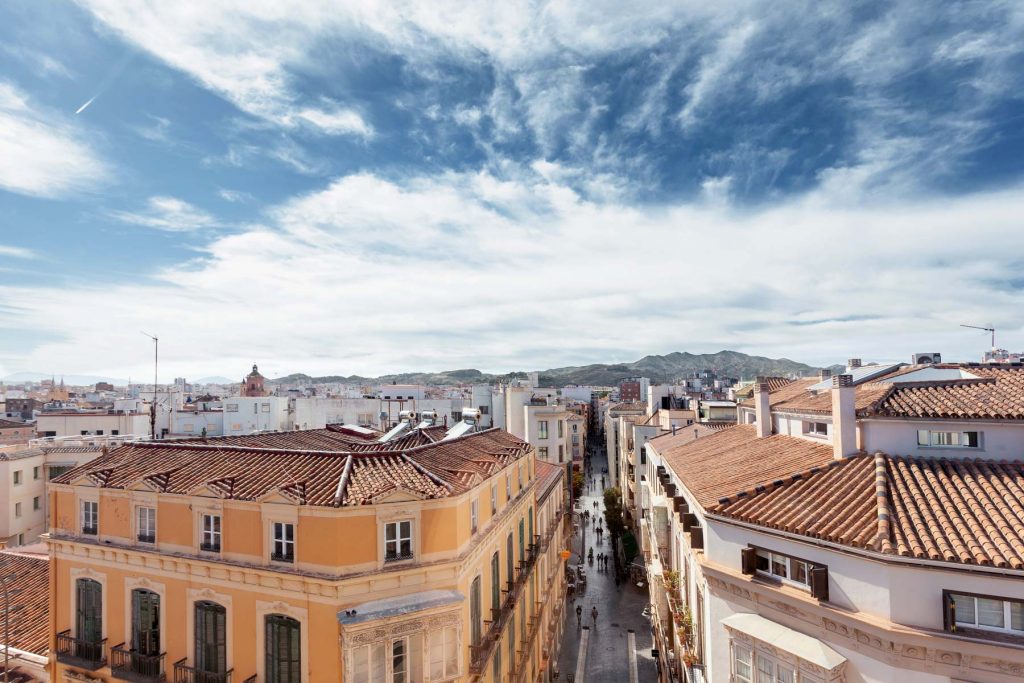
[110,196,220,232]
[0,245,35,259]
[5,166,1024,378]
[0,81,109,198]
[218,188,253,203]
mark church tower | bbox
[241,364,267,397]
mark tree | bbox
[572,471,585,500]
[603,487,626,539]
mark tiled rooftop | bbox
[872,365,1024,419]
[535,460,564,501]
[657,425,835,508]
[0,550,49,655]
[0,418,29,429]
[175,424,448,452]
[609,401,647,413]
[55,427,531,507]
[714,452,1024,569]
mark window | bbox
[470,577,482,647]
[201,514,221,552]
[262,402,271,412]
[427,625,459,680]
[518,519,525,563]
[802,421,828,437]
[384,520,413,562]
[733,643,753,683]
[265,615,301,683]
[538,421,548,439]
[82,500,98,535]
[572,423,578,433]
[75,578,103,648]
[194,601,227,676]
[471,500,478,534]
[33,466,40,480]
[505,475,511,500]
[273,522,295,562]
[492,648,502,683]
[96,430,104,436]
[755,549,810,587]
[132,589,161,659]
[112,430,119,435]
[351,642,385,683]
[14,502,21,518]
[392,638,407,683]
[918,429,980,448]
[490,485,497,515]
[137,507,156,543]
[12,470,21,485]
[49,465,72,480]
[538,447,548,460]
[558,420,564,438]
[506,534,514,584]
[33,496,40,511]
[558,445,564,463]
[226,403,239,412]
[490,552,501,613]
[949,592,1024,635]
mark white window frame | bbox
[427,625,460,681]
[802,421,828,437]
[754,549,811,589]
[201,513,222,552]
[490,485,497,515]
[917,429,981,449]
[14,502,21,518]
[733,642,753,683]
[537,421,548,439]
[470,499,478,534]
[137,506,157,543]
[391,636,409,683]
[952,593,1024,634]
[81,499,99,534]
[272,521,295,562]
[384,520,413,563]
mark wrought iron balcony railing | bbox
[172,659,232,683]
[55,630,107,670]
[111,643,166,682]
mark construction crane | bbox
[960,324,996,348]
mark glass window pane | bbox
[772,554,788,578]
[792,561,808,585]
[1011,601,1024,632]
[755,550,770,572]
[757,654,773,678]
[953,594,976,625]
[777,665,795,683]
[978,598,1005,627]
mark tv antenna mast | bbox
[141,332,158,439]
[960,324,996,348]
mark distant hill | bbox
[2,371,129,386]
[272,351,824,388]
[194,376,236,385]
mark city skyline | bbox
[2,1,1023,379]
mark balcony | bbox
[82,525,98,536]
[55,630,107,670]
[111,644,167,682]
[172,659,232,683]
[137,533,156,544]
[199,542,221,553]
[270,551,294,563]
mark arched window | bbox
[265,614,301,683]
[194,601,227,675]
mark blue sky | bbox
[1,0,1023,380]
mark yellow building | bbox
[48,424,570,683]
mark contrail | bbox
[73,48,136,115]
[75,95,97,115]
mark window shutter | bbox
[741,547,757,575]
[689,527,704,550]
[943,592,956,632]
[810,566,829,601]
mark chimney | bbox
[671,424,677,436]
[831,374,857,459]
[847,358,861,369]
[754,382,771,438]
[818,368,832,381]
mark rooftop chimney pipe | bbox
[847,358,862,369]
[754,382,771,438]
[831,374,857,459]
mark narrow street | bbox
[555,443,658,682]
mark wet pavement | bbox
[555,445,658,682]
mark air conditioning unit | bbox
[912,353,942,365]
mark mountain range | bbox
[273,350,830,388]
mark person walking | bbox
[591,605,598,628]
[576,604,583,627]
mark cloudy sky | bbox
[1,1,1023,381]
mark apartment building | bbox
[49,422,569,683]
[36,411,150,439]
[0,418,33,445]
[642,361,1024,683]
[0,437,110,547]
[603,401,646,489]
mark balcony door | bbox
[265,615,301,683]
[76,578,102,644]
[195,601,227,675]
[132,589,161,656]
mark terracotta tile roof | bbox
[738,377,894,416]
[656,425,835,508]
[174,425,448,452]
[54,428,530,507]
[0,551,49,655]
[648,424,720,451]
[714,452,1024,569]
[609,401,647,413]
[0,447,45,462]
[871,366,1024,419]
[0,419,29,430]
[534,460,564,502]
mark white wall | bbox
[222,397,291,435]
[862,419,1024,461]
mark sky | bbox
[1,1,1023,381]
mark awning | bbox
[338,589,463,625]
[721,613,846,671]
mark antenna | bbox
[960,324,996,348]
[141,332,158,439]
